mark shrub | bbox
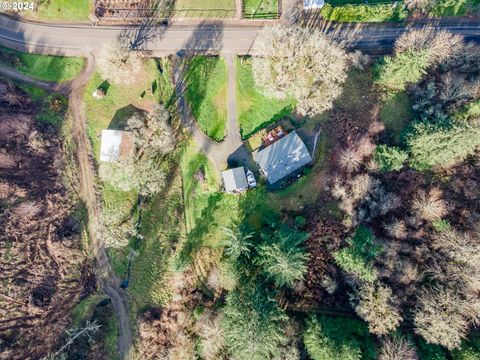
[406,122,480,169]
[321,3,408,23]
[222,284,288,360]
[334,226,381,282]
[374,50,430,92]
[256,226,308,288]
[303,315,376,360]
[374,145,408,171]
[451,337,480,360]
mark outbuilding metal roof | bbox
[304,0,325,9]
[222,167,249,193]
[100,129,134,163]
[254,131,312,184]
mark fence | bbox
[242,0,281,19]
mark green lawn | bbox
[380,91,413,145]
[243,0,279,19]
[84,60,162,159]
[0,46,84,82]
[236,57,295,139]
[175,0,235,17]
[184,56,228,141]
[321,3,408,22]
[33,0,91,21]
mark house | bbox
[221,167,249,194]
[100,129,134,163]
[303,0,325,10]
[254,131,312,184]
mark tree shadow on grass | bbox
[108,104,146,130]
[174,192,223,270]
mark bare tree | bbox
[337,146,363,173]
[252,24,349,117]
[414,287,469,349]
[354,282,402,335]
[379,335,418,360]
[412,188,447,222]
[97,41,142,85]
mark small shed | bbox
[254,131,312,184]
[304,0,325,10]
[222,167,249,194]
[100,129,134,163]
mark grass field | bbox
[243,0,279,19]
[1,0,90,21]
[236,57,295,139]
[0,46,84,82]
[380,92,413,145]
[321,3,408,22]
[175,0,235,17]
[184,56,228,141]
[177,142,239,274]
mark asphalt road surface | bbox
[0,15,480,56]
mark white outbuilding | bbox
[100,129,134,163]
[221,167,249,194]
[304,0,325,10]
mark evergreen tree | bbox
[374,145,408,171]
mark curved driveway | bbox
[1,15,480,56]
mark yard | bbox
[236,57,295,139]
[2,0,91,22]
[184,56,228,141]
[175,0,236,17]
[380,91,413,145]
[243,0,279,19]
[0,46,84,82]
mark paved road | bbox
[1,15,480,56]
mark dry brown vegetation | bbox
[0,81,92,359]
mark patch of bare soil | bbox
[0,81,93,360]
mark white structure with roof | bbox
[222,167,249,194]
[254,131,312,184]
[304,0,325,10]
[100,129,133,163]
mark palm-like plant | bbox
[256,227,308,288]
[222,225,254,260]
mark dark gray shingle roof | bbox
[254,131,312,184]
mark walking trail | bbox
[174,52,246,173]
[0,59,134,360]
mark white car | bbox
[246,170,257,188]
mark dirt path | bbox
[174,52,245,174]
[0,59,134,360]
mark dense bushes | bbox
[304,315,376,360]
[321,3,408,23]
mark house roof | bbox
[254,131,312,184]
[304,0,325,9]
[222,167,248,193]
[100,129,134,163]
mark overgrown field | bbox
[184,56,228,141]
[0,45,84,81]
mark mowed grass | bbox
[380,91,413,145]
[34,0,91,21]
[236,57,295,139]
[0,46,84,82]
[243,0,279,18]
[175,0,235,17]
[84,59,161,160]
[184,56,228,141]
